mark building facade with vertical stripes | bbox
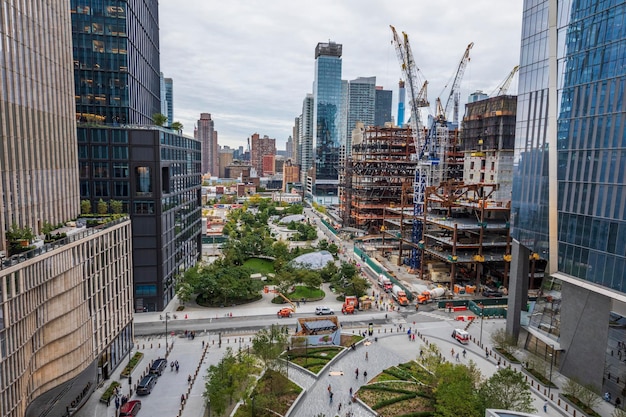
[0,1,133,416]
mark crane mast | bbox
[491,65,520,96]
[390,25,432,271]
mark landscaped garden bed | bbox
[234,369,301,417]
[120,352,144,378]
[283,346,343,374]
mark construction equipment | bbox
[417,287,446,304]
[443,42,474,124]
[377,274,393,292]
[391,285,410,306]
[390,25,430,271]
[276,292,296,317]
[490,65,519,97]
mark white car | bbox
[315,306,334,315]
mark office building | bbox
[196,113,219,175]
[507,0,626,396]
[346,76,376,156]
[160,74,174,125]
[78,126,202,311]
[1,2,133,416]
[375,87,393,127]
[286,136,294,161]
[219,148,234,178]
[250,133,276,176]
[311,41,343,205]
[72,0,160,125]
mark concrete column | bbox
[506,240,530,340]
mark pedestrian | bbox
[365,351,369,360]
[202,340,205,348]
[188,374,192,384]
[451,348,455,357]
[455,353,460,362]
[181,394,185,404]
[175,361,179,372]
[497,360,501,368]
[462,349,466,358]
[485,348,489,359]
[412,333,416,341]
[349,387,353,397]
[363,370,368,380]
[328,384,331,393]
[338,402,342,413]
[329,391,334,403]
[543,400,548,412]
[355,368,359,378]
[170,361,174,371]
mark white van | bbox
[451,329,470,345]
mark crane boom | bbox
[491,65,520,96]
[443,42,474,124]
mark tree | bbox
[81,200,92,214]
[479,368,535,413]
[176,281,194,305]
[434,362,483,417]
[562,377,601,410]
[97,199,108,214]
[252,325,287,371]
[204,348,255,416]
[110,199,123,214]
[171,121,183,133]
[491,328,518,354]
[153,113,167,126]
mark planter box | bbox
[558,393,602,417]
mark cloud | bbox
[159,0,523,148]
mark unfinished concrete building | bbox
[340,125,415,233]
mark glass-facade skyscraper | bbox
[311,42,343,205]
[71,0,161,125]
[346,76,376,155]
[375,87,393,127]
[508,0,626,397]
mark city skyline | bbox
[159,0,523,149]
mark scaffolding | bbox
[340,126,416,233]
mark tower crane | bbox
[390,25,433,271]
[490,65,520,97]
[443,42,474,124]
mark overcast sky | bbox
[159,1,523,149]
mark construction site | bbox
[338,28,541,296]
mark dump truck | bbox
[391,285,409,306]
[342,295,358,314]
[417,287,446,304]
[377,274,393,292]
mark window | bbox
[134,201,154,214]
[114,182,129,197]
[93,162,109,178]
[136,166,152,196]
[135,284,157,297]
[113,163,129,178]
[112,146,128,159]
[92,146,108,159]
[94,181,109,197]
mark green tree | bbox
[301,270,322,291]
[204,348,255,415]
[110,199,123,214]
[252,325,287,371]
[171,121,183,133]
[434,362,483,417]
[97,199,108,214]
[478,368,535,413]
[491,328,518,355]
[81,199,92,214]
[153,113,167,126]
[176,281,194,305]
[320,262,339,283]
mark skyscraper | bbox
[375,86,393,127]
[160,73,174,125]
[72,0,161,125]
[300,94,315,185]
[508,0,626,394]
[1,2,133,416]
[311,41,343,205]
[197,113,219,175]
[346,76,376,155]
[72,0,202,311]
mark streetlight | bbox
[163,312,171,357]
[127,326,133,386]
[548,344,555,399]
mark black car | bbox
[149,358,167,376]
[136,375,156,395]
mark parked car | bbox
[136,375,156,395]
[150,358,167,376]
[119,400,142,416]
[482,289,503,298]
[315,306,334,315]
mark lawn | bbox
[242,257,275,274]
[272,285,325,304]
